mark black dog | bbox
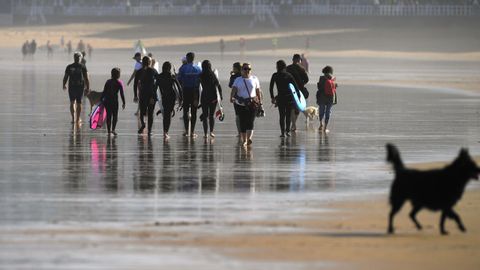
[386,143,479,235]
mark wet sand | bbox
[1,16,480,269]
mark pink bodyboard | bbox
[89,102,107,130]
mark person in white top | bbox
[230,63,262,147]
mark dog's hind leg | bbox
[388,198,405,234]
[446,209,466,233]
[409,205,423,230]
[440,210,449,235]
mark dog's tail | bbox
[386,143,404,173]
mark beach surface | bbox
[1,16,479,269]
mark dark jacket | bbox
[269,70,298,104]
[286,63,309,91]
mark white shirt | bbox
[134,61,142,71]
[233,75,260,105]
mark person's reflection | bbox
[133,136,156,192]
[176,139,199,192]
[103,137,119,192]
[232,145,255,192]
[199,141,217,192]
[158,140,175,192]
[318,133,336,189]
[90,138,106,175]
[62,128,84,192]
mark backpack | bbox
[69,64,84,87]
[324,77,336,96]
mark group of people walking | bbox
[62,51,337,146]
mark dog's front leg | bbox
[409,206,423,230]
[446,209,466,233]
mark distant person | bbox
[148,52,159,72]
[127,52,143,115]
[60,35,64,48]
[157,61,183,139]
[135,56,158,136]
[231,63,262,147]
[47,40,53,58]
[270,60,298,138]
[30,39,37,58]
[63,52,90,124]
[178,52,202,138]
[81,51,87,66]
[239,37,246,58]
[66,40,72,55]
[316,65,337,133]
[272,38,278,52]
[286,53,309,132]
[219,38,225,60]
[305,36,310,51]
[199,60,223,139]
[77,39,85,52]
[87,44,93,59]
[300,53,309,73]
[228,62,242,136]
[21,40,29,60]
[101,67,126,136]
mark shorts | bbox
[68,87,84,103]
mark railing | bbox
[293,4,474,16]
[12,4,478,17]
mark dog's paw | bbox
[387,227,394,234]
[459,226,466,233]
[441,230,449,235]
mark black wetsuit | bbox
[286,63,309,99]
[200,72,223,135]
[157,72,182,133]
[64,62,87,103]
[136,67,158,133]
[101,79,126,132]
[269,70,297,134]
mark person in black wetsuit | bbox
[270,60,299,138]
[135,56,158,136]
[101,67,126,136]
[63,52,90,124]
[286,54,309,132]
[156,61,183,140]
[228,62,242,136]
[199,60,223,139]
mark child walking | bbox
[102,67,126,136]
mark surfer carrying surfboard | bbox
[156,61,183,140]
[178,52,202,138]
[269,60,299,138]
[199,60,223,139]
[63,52,90,124]
[101,68,126,136]
[286,54,309,132]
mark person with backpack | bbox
[156,61,183,140]
[286,54,309,132]
[178,52,202,138]
[63,52,90,124]
[199,60,223,139]
[316,65,337,133]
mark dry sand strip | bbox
[0,24,365,49]
[1,191,479,269]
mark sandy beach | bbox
[1,15,479,269]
